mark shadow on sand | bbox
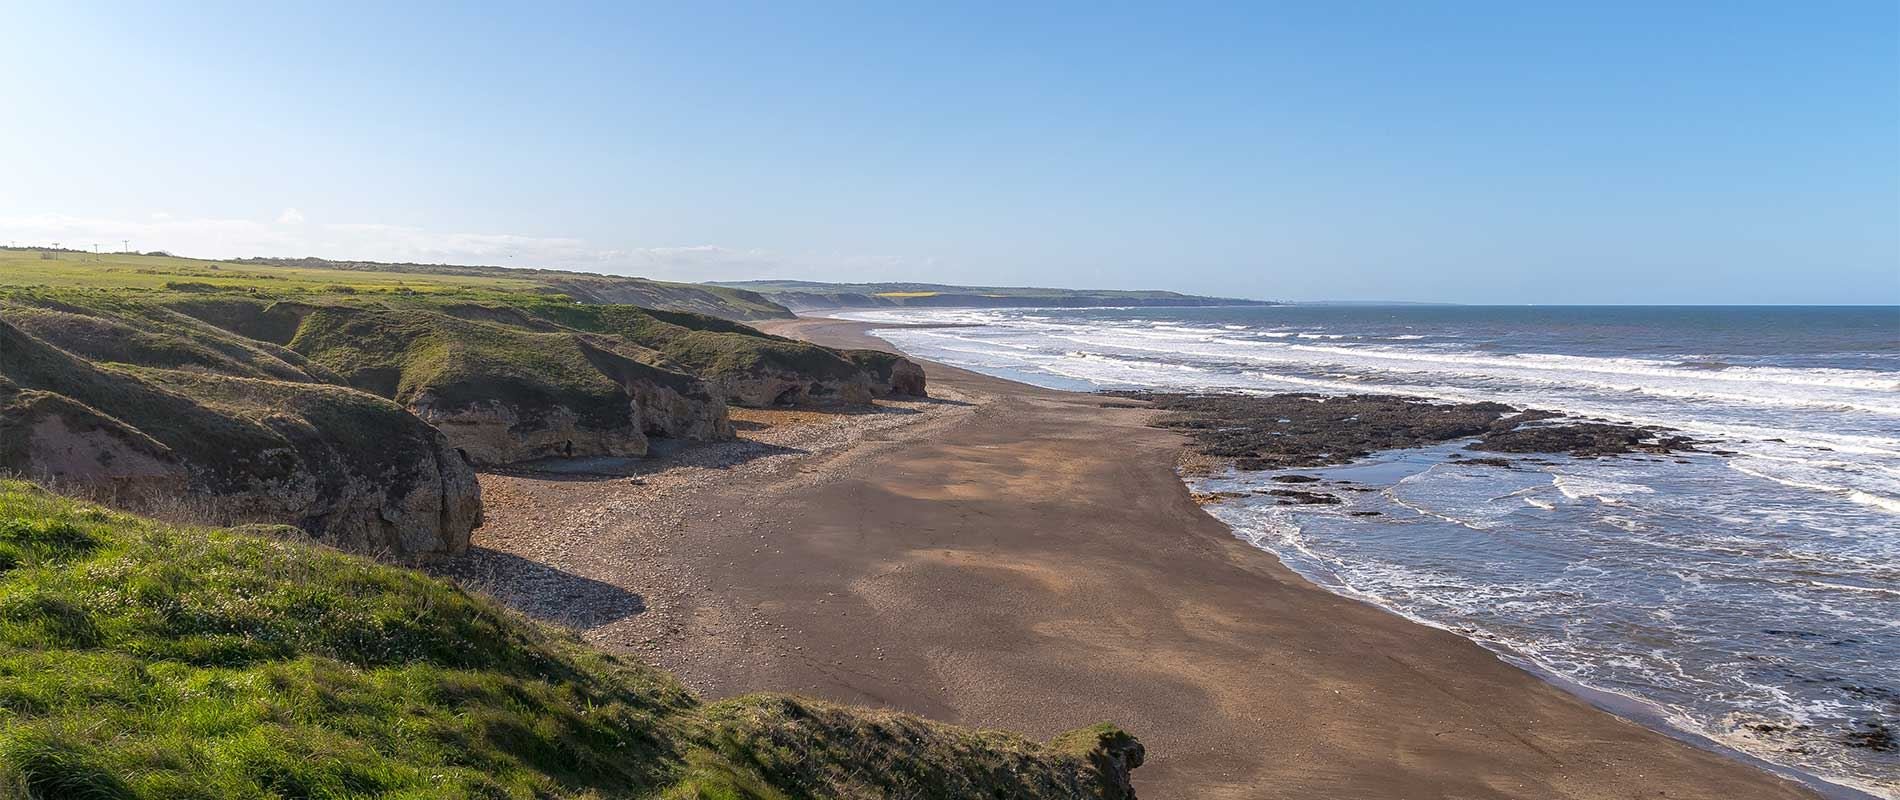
[431,547,645,629]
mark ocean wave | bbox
[1847,491,1900,515]
[1553,474,1655,505]
[1035,328,1900,417]
[1728,461,1900,516]
[1067,320,1900,390]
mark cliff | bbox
[0,286,923,555]
[0,316,480,557]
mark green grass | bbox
[0,482,1139,799]
[0,250,793,321]
[0,250,542,295]
[0,480,694,798]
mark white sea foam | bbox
[1847,491,1900,515]
[1553,475,1656,505]
[1728,461,1900,516]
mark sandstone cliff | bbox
[0,316,480,557]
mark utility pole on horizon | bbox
[122,239,131,253]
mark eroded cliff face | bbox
[0,317,481,558]
[210,403,483,557]
[692,351,926,408]
[409,394,649,465]
[710,370,878,407]
[407,382,735,466]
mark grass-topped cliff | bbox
[0,481,1141,798]
[0,256,922,554]
[0,307,481,557]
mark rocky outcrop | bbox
[854,351,928,398]
[708,370,878,407]
[1135,390,1712,470]
[1133,392,1519,469]
[0,317,480,558]
[1471,421,1701,457]
[884,356,928,396]
[1051,723,1146,800]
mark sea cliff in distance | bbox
[708,279,1277,311]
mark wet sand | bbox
[461,316,1822,799]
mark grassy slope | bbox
[282,304,652,430]
[517,302,864,383]
[0,312,439,502]
[0,482,1136,799]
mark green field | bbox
[0,250,793,321]
[0,249,542,294]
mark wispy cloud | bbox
[0,212,904,282]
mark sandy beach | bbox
[449,316,1823,799]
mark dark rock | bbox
[1845,722,1896,752]
[1472,422,1703,457]
[1124,392,1519,469]
[1267,489,1342,505]
[1270,474,1321,483]
[1120,390,1712,470]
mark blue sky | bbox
[2,2,1895,303]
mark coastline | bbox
[457,314,1829,799]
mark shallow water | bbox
[839,304,1899,797]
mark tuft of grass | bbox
[699,694,1137,800]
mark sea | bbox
[833,304,1900,798]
